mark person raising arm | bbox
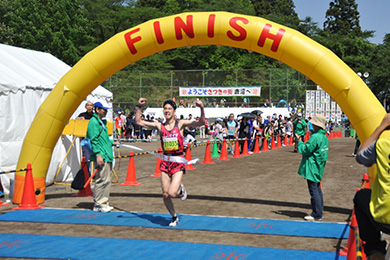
[134,97,205,227]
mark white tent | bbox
[0,44,113,194]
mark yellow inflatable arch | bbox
[14,12,385,203]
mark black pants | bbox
[353,189,390,256]
[354,139,361,155]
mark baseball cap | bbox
[94,101,109,110]
[216,118,223,122]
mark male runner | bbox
[135,98,205,227]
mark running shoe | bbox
[93,205,114,213]
[169,216,179,227]
[304,215,322,222]
[180,183,187,201]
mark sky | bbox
[293,0,389,44]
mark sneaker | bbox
[93,205,114,213]
[169,216,179,227]
[352,153,357,157]
[0,191,4,198]
[179,183,187,201]
[304,215,322,222]
[231,150,235,155]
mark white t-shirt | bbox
[183,134,196,146]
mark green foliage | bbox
[1,0,389,108]
[369,34,390,100]
[324,0,362,37]
[1,0,93,65]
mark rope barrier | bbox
[0,168,29,175]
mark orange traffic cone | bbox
[233,138,242,158]
[361,173,370,189]
[241,138,250,155]
[304,132,308,142]
[270,135,276,150]
[201,140,215,164]
[218,139,230,161]
[72,157,93,197]
[120,152,142,186]
[0,200,10,207]
[185,144,196,170]
[283,135,288,147]
[262,137,269,152]
[289,135,294,146]
[150,147,162,177]
[13,163,44,210]
[253,136,261,153]
[276,134,282,148]
[345,209,367,260]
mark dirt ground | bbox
[0,137,374,258]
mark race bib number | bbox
[163,137,179,151]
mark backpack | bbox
[71,169,85,190]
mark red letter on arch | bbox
[153,21,164,44]
[124,28,142,54]
[207,14,216,38]
[257,24,285,52]
[174,15,194,40]
[227,17,249,41]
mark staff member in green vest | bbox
[87,101,119,213]
[354,113,390,260]
[293,113,307,152]
[296,114,328,222]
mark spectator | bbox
[77,101,94,173]
[120,111,127,136]
[77,101,94,120]
[115,112,124,138]
[352,134,360,157]
[354,113,390,260]
[226,113,238,154]
[238,117,251,153]
[296,114,328,222]
[212,118,224,152]
[285,117,294,144]
[293,113,307,152]
[125,112,134,139]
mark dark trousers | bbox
[307,180,323,218]
[354,139,361,155]
[354,189,390,256]
[294,134,304,149]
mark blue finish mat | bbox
[0,233,346,260]
[0,208,349,239]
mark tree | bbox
[2,0,92,65]
[252,0,297,17]
[324,0,362,37]
[369,34,390,102]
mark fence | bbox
[105,68,318,112]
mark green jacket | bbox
[86,113,114,162]
[293,118,307,136]
[297,129,328,182]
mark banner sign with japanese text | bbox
[179,86,261,97]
